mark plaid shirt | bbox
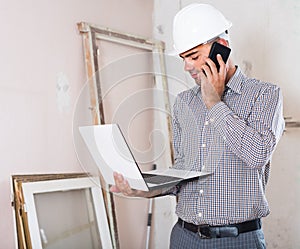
[170,67,285,226]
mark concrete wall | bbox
[153,0,300,248]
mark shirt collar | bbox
[225,66,244,94]
[191,85,201,96]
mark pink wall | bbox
[0,1,153,248]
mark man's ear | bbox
[218,38,229,47]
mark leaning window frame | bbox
[76,22,173,163]
[21,176,113,249]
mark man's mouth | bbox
[190,72,199,79]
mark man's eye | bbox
[192,56,199,60]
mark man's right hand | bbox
[200,54,226,109]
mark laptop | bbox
[79,124,212,191]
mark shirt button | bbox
[199,189,204,195]
[233,115,239,119]
[201,144,206,148]
[198,212,203,218]
[209,118,215,123]
[202,165,206,170]
[204,121,209,126]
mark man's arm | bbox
[207,86,284,169]
[200,56,284,169]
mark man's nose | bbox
[183,59,194,71]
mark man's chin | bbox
[194,78,201,85]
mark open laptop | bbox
[79,124,212,191]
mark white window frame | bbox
[22,176,113,249]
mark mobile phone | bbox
[208,42,231,71]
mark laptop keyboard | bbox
[142,173,181,184]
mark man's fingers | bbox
[113,172,126,186]
[111,172,133,195]
[111,171,154,198]
[216,54,226,74]
[109,185,120,193]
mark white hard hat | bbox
[172,3,232,55]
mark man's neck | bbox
[225,60,237,83]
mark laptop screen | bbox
[79,124,149,191]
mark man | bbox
[110,3,285,248]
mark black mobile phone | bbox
[208,42,231,71]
